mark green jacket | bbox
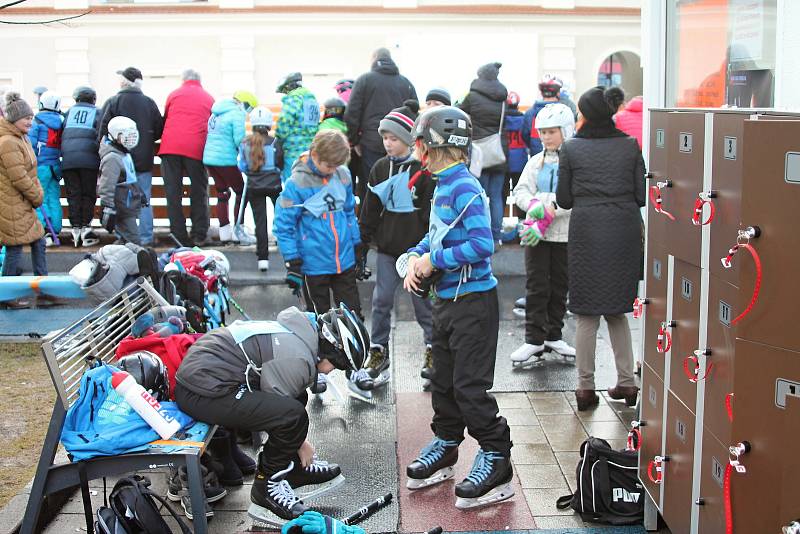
[275,87,319,158]
[319,117,347,134]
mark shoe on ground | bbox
[510,343,545,363]
[514,296,526,309]
[545,339,576,357]
[364,345,390,380]
[607,385,639,407]
[167,465,227,504]
[218,224,234,243]
[44,235,55,247]
[249,462,309,522]
[454,449,514,508]
[420,345,434,380]
[575,389,600,411]
[258,259,270,272]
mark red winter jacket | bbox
[158,80,215,161]
[115,333,203,400]
[614,96,643,149]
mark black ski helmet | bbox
[72,86,97,104]
[412,106,472,150]
[277,72,303,94]
[116,351,170,401]
[323,97,346,119]
[317,303,369,371]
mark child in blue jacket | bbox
[28,91,64,245]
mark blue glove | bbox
[281,511,365,534]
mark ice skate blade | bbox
[372,370,391,388]
[454,483,515,509]
[294,474,345,501]
[247,503,289,527]
[407,466,455,489]
[511,355,545,369]
[347,380,373,401]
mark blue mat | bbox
[0,307,92,337]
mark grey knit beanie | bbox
[4,92,34,123]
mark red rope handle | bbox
[692,197,716,226]
[649,185,676,221]
[657,322,672,353]
[725,393,734,422]
[633,297,647,319]
[724,462,733,534]
[683,354,713,383]
[647,457,663,484]
[722,243,762,325]
[626,427,642,451]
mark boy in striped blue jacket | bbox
[402,106,514,510]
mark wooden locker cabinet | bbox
[695,431,729,534]
[647,111,672,248]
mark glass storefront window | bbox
[667,0,777,108]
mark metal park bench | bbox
[21,277,215,534]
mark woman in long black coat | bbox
[555,86,646,411]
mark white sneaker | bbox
[258,260,269,272]
[510,343,545,362]
[44,235,55,247]
[218,224,233,242]
[545,339,576,357]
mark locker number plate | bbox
[681,277,693,301]
[675,419,688,442]
[655,128,665,148]
[653,259,662,280]
[712,456,724,488]
[719,300,732,326]
[649,386,658,407]
[786,152,800,184]
[724,136,737,160]
[679,132,693,153]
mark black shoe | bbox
[364,345,390,380]
[207,428,244,485]
[407,437,459,489]
[167,465,227,504]
[249,462,309,522]
[229,428,256,475]
[420,345,434,380]
[454,450,514,509]
[285,457,345,501]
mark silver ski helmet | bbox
[412,106,471,150]
[73,86,97,104]
[116,350,170,401]
[317,303,369,371]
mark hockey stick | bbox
[39,208,60,246]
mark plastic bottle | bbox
[111,371,181,440]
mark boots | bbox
[576,389,600,411]
[607,385,639,407]
[218,224,233,243]
[420,345,434,380]
[207,428,244,485]
[454,449,514,509]
[229,427,256,475]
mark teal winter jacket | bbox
[202,99,246,167]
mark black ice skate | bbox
[454,449,514,509]
[285,456,345,501]
[248,462,308,527]
[365,345,391,387]
[406,437,459,489]
[420,345,434,380]
[347,368,374,401]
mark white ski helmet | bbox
[38,90,61,112]
[200,249,230,277]
[535,103,575,141]
[107,116,139,149]
[250,106,273,128]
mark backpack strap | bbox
[555,494,574,510]
[141,487,192,534]
[77,462,96,534]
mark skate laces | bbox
[351,368,371,382]
[268,462,300,508]
[305,458,333,473]
[465,449,503,485]
[417,437,458,468]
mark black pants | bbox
[160,155,210,242]
[430,288,511,456]
[175,383,308,475]
[302,267,362,318]
[63,168,97,227]
[247,190,280,260]
[358,146,385,207]
[524,241,568,345]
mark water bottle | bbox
[111,371,181,439]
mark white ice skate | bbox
[407,466,455,489]
[248,505,288,528]
[455,482,515,509]
[545,339,576,360]
[347,369,374,401]
[510,343,545,368]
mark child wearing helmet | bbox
[174,304,368,526]
[510,103,576,366]
[203,91,257,245]
[319,97,347,134]
[333,79,354,103]
[27,90,64,246]
[97,116,146,244]
[237,106,284,272]
[403,106,514,510]
[522,74,564,157]
[275,72,320,183]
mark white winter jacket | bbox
[513,150,571,243]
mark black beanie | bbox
[425,87,451,106]
[578,86,615,123]
[378,99,420,146]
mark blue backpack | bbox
[61,363,193,461]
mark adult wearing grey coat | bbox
[555,86,645,411]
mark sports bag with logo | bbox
[94,475,191,534]
[556,437,644,525]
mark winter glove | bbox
[285,259,304,294]
[526,198,547,220]
[101,207,116,233]
[520,207,555,247]
[354,243,371,281]
[282,511,365,534]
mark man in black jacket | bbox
[98,67,163,246]
[344,48,417,202]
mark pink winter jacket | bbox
[614,96,643,148]
[158,80,215,161]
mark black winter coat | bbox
[344,58,417,153]
[359,156,435,258]
[61,102,101,171]
[98,87,164,172]
[555,136,646,315]
[459,72,509,173]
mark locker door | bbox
[661,391,696,534]
[669,259,702,410]
[643,246,669,379]
[647,111,671,246]
[736,119,800,352]
[703,274,738,444]
[638,363,665,507]
[730,340,800,533]
[664,112,705,267]
[696,431,728,534]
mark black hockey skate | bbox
[420,345,434,380]
[248,462,309,527]
[365,345,390,387]
[285,457,345,501]
[406,437,459,489]
[454,449,514,509]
